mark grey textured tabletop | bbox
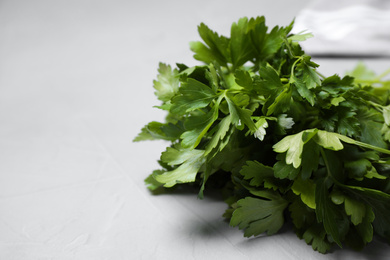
[1,0,389,259]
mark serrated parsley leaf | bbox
[292,75,316,106]
[345,197,368,225]
[133,124,156,142]
[133,121,181,142]
[145,171,164,191]
[153,63,179,102]
[300,140,320,179]
[382,124,390,142]
[292,177,316,209]
[258,64,283,92]
[273,155,300,180]
[313,130,344,151]
[289,31,314,42]
[331,189,370,226]
[230,191,288,236]
[235,69,253,90]
[315,178,343,247]
[230,17,254,69]
[190,23,230,66]
[170,78,216,115]
[273,129,318,168]
[240,161,274,187]
[204,115,232,156]
[303,224,332,253]
[155,148,205,187]
[383,105,390,126]
[249,16,286,60]
[341,185,390,243]
[225,94,257,132]
[181,105,219,148]
[296,57,321,89]
[266,86,292,116]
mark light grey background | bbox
[0,0,389,259]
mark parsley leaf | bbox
[170,78,216,115]
[154,148,205,187]
[153,63,179,102]
[230,190,288,236]
[190,23,230,66]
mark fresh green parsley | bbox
[134,16,390,254]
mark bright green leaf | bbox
[313,130,344,151]
[153,63,179,102]
[292,177,316,209]
[273,129,318,168]
[154,149,205,187]
[205,115,232,155]
[344,196,367,225]
[181,106,219,148]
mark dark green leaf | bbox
[273,154,300,180]
[234,69,253,90]
[315,178,343,247]
[266,85,292,116]
[230,191,288,236]
[230,17,254,69]
[205,115,232,156]
[240,160,274,187]
[181,106,219,148]
[225,95,257,132]
[170,78,216,115]
[190,23,230,65]
[303,223,332,253]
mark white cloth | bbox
[293,0,390,56]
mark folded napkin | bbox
[292,0,390,57]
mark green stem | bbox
[337,133,390,155]
[289,57,303,81]
[316,71,326,80]
[281,78,289,83]
[319,147,334,181]
[366,100,383,111]
[376,67,390,80]
[282,37,295,59]
[354,79,390,85]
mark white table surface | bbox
[1,0,389,259]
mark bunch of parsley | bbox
[134,16,390,253]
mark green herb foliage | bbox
[134,16,390,253]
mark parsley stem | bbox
[282,37,295,59]
[365,100,383,111]
[316,71,326,80]
[376,67,390,80]
[319,147,334,181]
[290,57,302,79]
[280,78,289,83]
[354,79,390,85]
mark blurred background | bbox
[0,0,389,259]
